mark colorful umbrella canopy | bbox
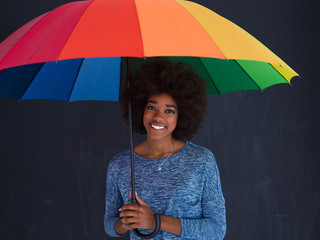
[0,0,298,102]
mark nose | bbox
[152,110,164,121]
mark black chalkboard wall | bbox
[0,0,319,239]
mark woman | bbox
[104,59,226,239]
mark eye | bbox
[165,109,175,114]
[147,105,156,111]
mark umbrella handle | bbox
[132,213,161,239]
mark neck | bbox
[145,136,175,158]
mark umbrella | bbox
[0,0,299,238]
[0,0,298,99]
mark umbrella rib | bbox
[234,60,263,91]
[133,1,145,56]
[197,57,221,95]
[67,58,84,102]
[56,0,95,61]
[0,13,49,68]
[19,62,45,101]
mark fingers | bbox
[119,191,156,229]
[119,210,141,229]
[120,215,138,225]
[119,202,140,226]
[129,190,146,206]
[135,192,147,206]
[119,222,135,232]
[120,203,139,212]
[120,218,152,230]
[119,208,140,219]
[120,222,140,231]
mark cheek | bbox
[143,110,150,126]
[171,116,178,129]
[143,109,149,119]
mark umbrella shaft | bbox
[127,57,136,202]
[126,58,161,239]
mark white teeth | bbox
[151,124,165,130]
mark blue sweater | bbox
[104,141,226,239]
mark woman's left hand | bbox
[119,191,156,230]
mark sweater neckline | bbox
[133,141,190,160]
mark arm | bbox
[180,153,226,240]
[104,160,127,237]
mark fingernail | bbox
[119,208,121,211]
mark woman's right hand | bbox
[115,190,181,236]
[120,191,156,229]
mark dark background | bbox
[0,0,318,239]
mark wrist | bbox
[159,215,182,236]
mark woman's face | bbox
[143,93,178,141]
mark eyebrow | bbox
[147,100,177,109]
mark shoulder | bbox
[179,141,217,172]
[185,141,215,161]
[108,148,130,170]
[187,143,222,180]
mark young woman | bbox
[104,59,226,239]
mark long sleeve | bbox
[104,159,126,238]
[180,153,226,239]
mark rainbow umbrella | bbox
[0,0,298,101]
[0,0,298,238]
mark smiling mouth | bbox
[151,123,166,130]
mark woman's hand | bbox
[115,190,182,236]
[119,191,156,230]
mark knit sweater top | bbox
[104,141,226,240]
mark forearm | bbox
[160,215,181,236]
[161,215,225,239]
[180,218,226,239]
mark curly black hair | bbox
[120,58,208,140]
